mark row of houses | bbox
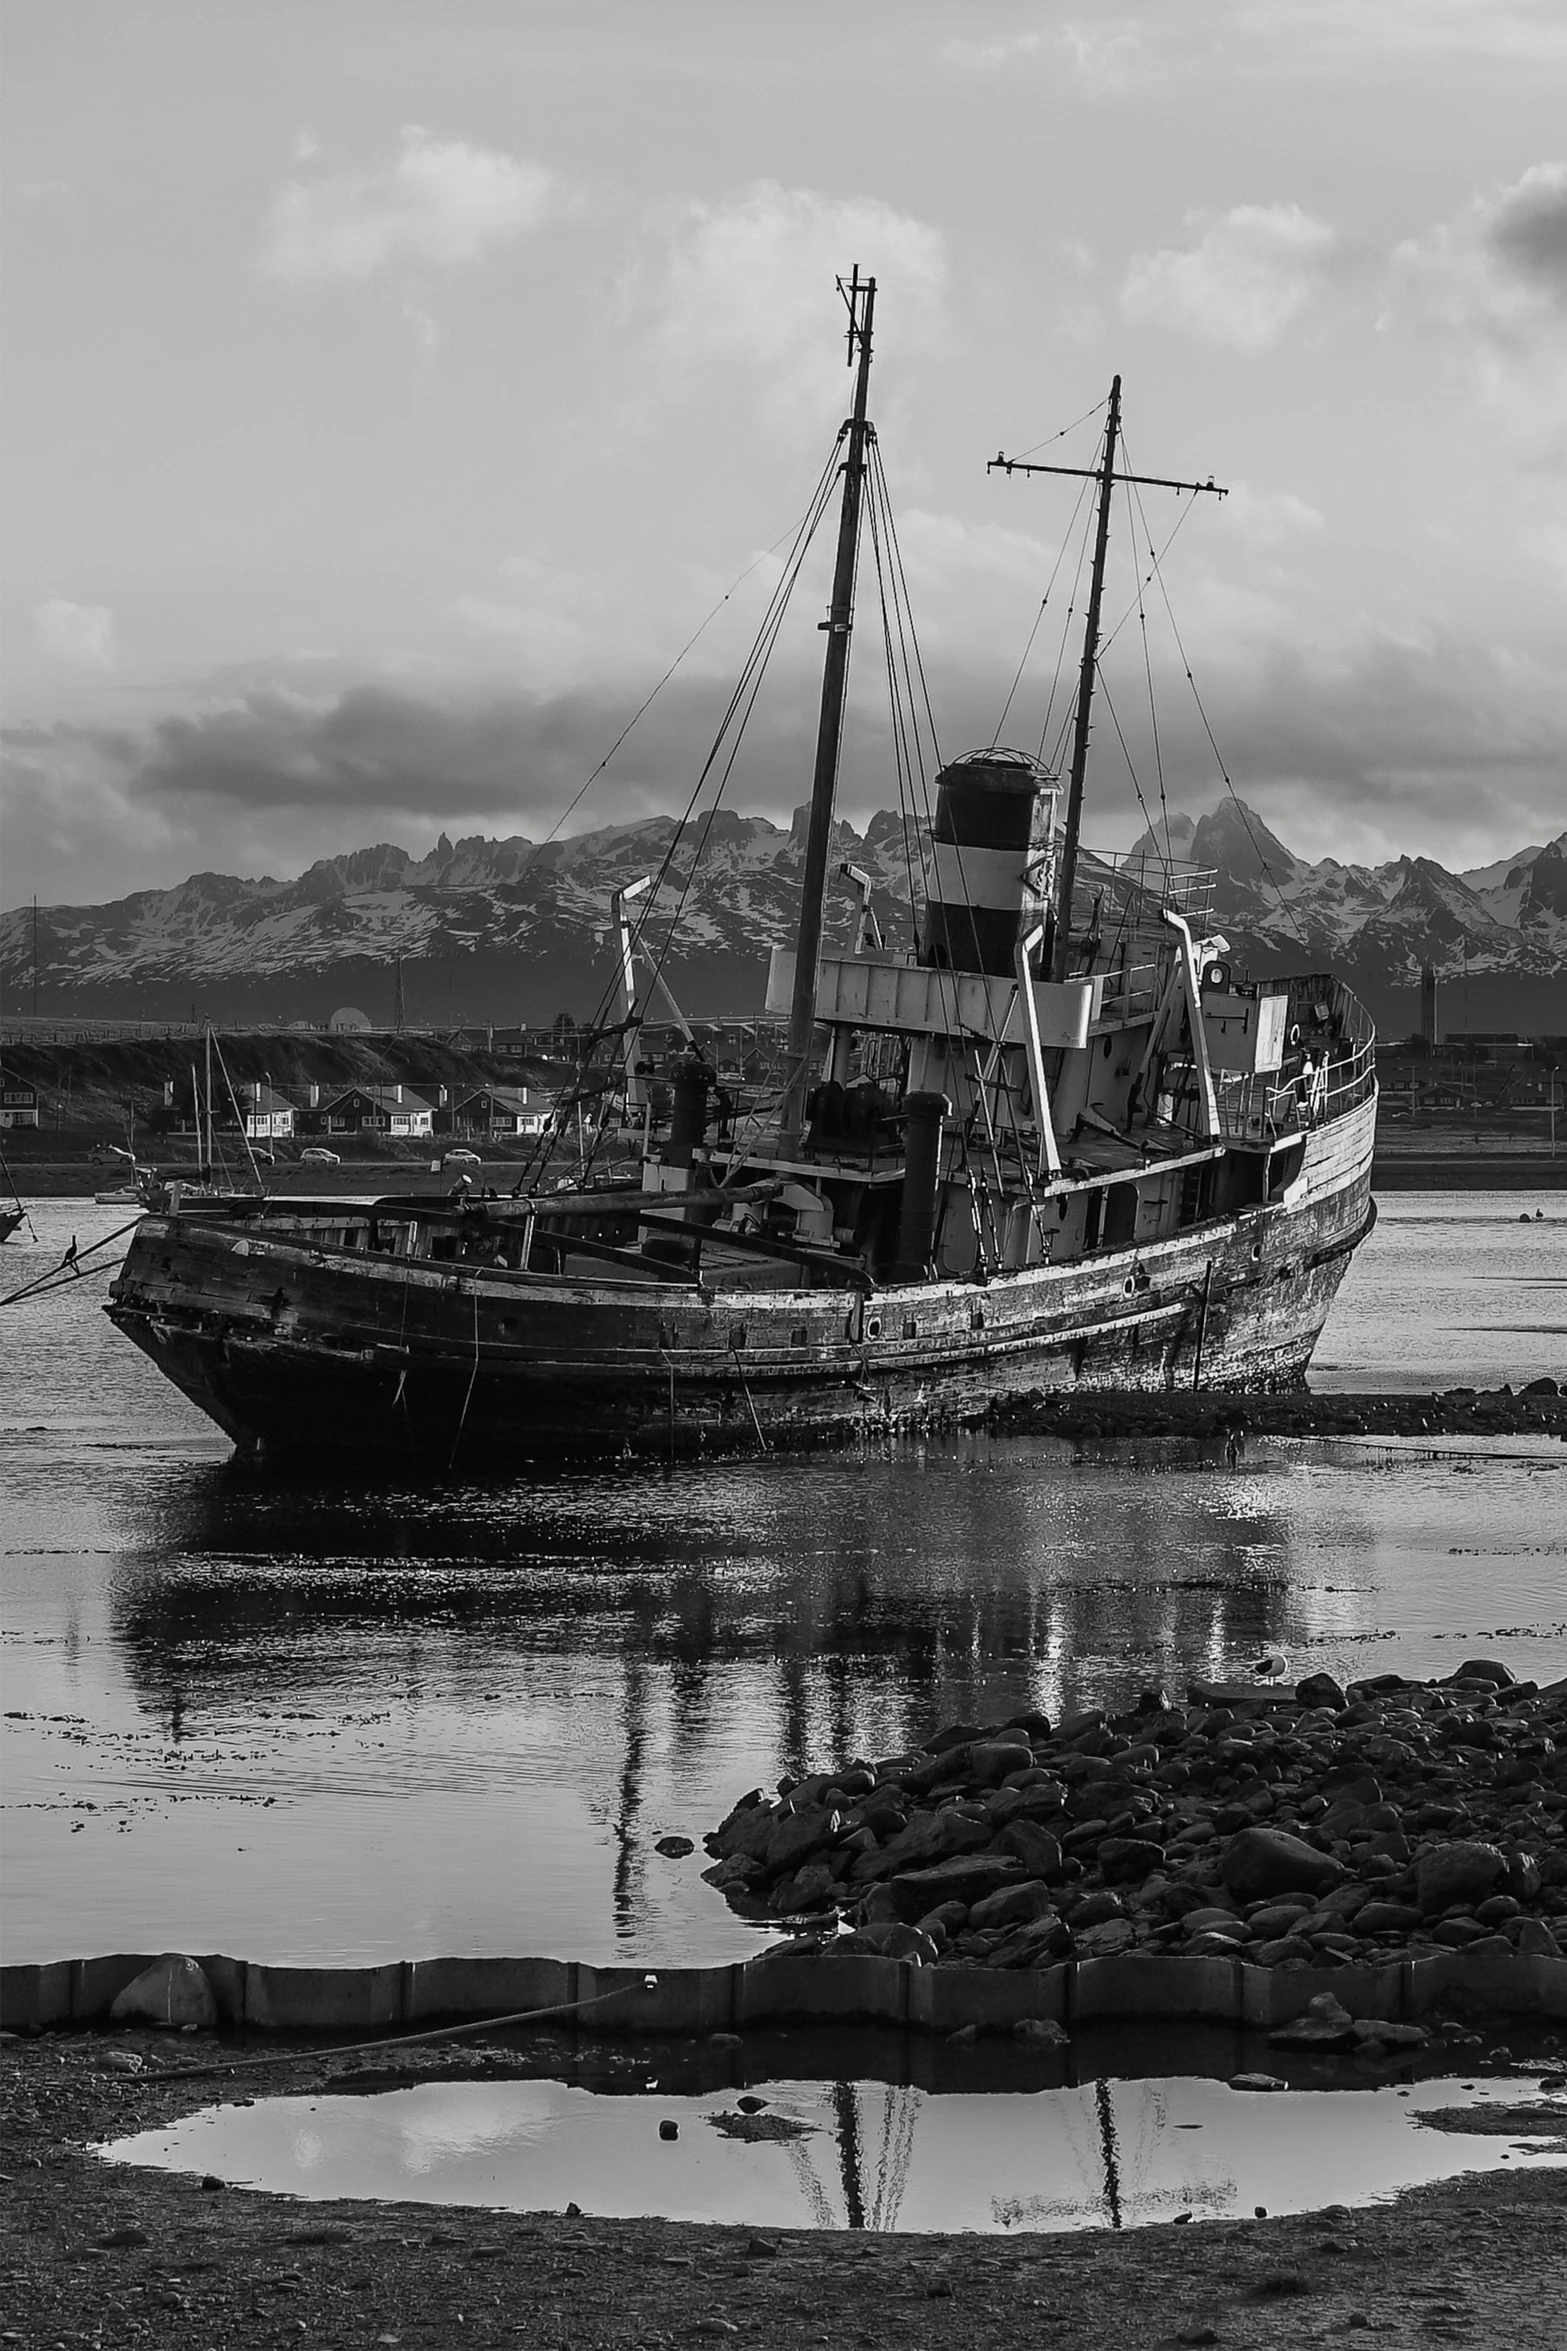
[216,1081,556,1142]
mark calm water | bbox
[2,1192,1563,1969]
[101,2071,1567,2235]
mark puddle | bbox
[99,2071,1567,2234]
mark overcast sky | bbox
[3,0,1564,909]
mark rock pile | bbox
[703,1661,1567,1977]
[987,1378,1565,1444]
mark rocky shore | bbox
[705,1661,1567,2001]
[986,1378,1565,1444]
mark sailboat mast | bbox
[779,267,876,1154]
[1052,375,1121,984]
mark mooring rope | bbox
[0,1217,142,1308]
[135,1976,667,2086]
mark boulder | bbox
[1416,1840,1507,1915]
[917,1899,971,1940]
[1100,1836,1167,1884]
[967,1738,1035,1786]
[996,1820,1063,1879]
[1068,1889,1126,1928]
[1449,1659,1515,1688]
[923,1720,990,1755]
[837,1920,938,1965]
[1354,1901,1422,1936]
[702,1853,765,1893]
[969,1879,1054,1932]
[1252,1936,1316,1967]
[1013,2016,1070,2045]
[769,1862,839,1915]
[1267,1993,1356,2051]
[1076,1919,1136,1956]
[1182,1907,1244,1937]
[1295,1672,1348,1711]
[764,1804,841,1873]
[885,1855,1024,1921]
[1220,1827,1347,1903]
[1503,1849,1542,1901]
[109,1954,217,2032]
[1354,2020,1428,2049]
[991,1914,1074,1968]
[879,1808,988,1872]
[1246,1902,1314,1939]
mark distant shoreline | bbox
[1370,1154,1563,1190]
[8,1153,1563,1198]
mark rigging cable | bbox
[528,428,847,1187]
[1129,471,1313,951]
[994,470,1095,751]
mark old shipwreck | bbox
[108,273,1377,1460]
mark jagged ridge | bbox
[3,800,1562,1032]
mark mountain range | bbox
[4,799,1564,1037]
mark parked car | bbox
[300,1147,341,1165]
[442,1149,482,1168]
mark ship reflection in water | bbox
[8,1418,1565,1969]
[100,2062,1564,2234]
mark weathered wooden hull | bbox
[106,1095,1376,1461]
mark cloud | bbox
[259,126,557,286]
[1394,162,1567,340]
[941,19,1142,90]
[1120,204,1337,352]
[628,182,947,427]
[0,669,819,906]
[1233,0,1567,65]
[1484,161,1567,308]
[34,599,115,667]
[1222,485,1326,546]
[941,30,1046,70]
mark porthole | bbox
[866,1315,883,1340]
[1250,1242,1263,1263]
[790,1324,808,1348]
[729,1324,747,1350]
[1102,1036,1113,1058]
[1122,1274,1137,1297]
[970,1303,986,1331]
[902,1316,918,1340]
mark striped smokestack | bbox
[917,748,1049,978]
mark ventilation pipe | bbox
[895,1091,950,1278]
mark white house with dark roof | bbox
[313,1083,435,1138]
[450,1084,551,1138]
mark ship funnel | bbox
[918,747,1051,979]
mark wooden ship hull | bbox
[107,1090,1372,1461]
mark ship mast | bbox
[1054,377,1121,983]
[778,266,876,1156]
[989,385,1225,980]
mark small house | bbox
[316,1083,435,1138]
[450,1085,542,1138]
[0,1073,39,1129]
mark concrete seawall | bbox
[5,1945,1564,2041]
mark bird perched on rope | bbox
[1251,1648,1290,1686]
